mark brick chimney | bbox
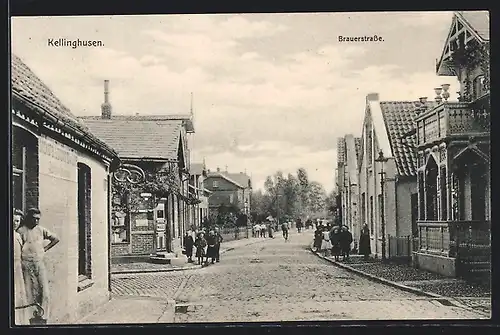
[366,93,379,103]
[101,80,112,119]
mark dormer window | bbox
[213,180,219,188]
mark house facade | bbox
[80,81,196,257]
[204,168,252,216]
[11,55,120,324]
[336,135,362,247]
[357,93,432,258]
[413,11,490,279]
[189,162,211,229]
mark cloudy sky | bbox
[11,12,460,192]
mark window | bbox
[213,180,219,188]
[440,167,448,220]
[473,75,487,100]
[411,193,418,237]
[369,196,374,234]
[361,193,366,227]
[12,126,39,212]
[77,163,92,279]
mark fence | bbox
[388,235,418,261]
[219,226,248,243]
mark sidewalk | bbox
[77,295,175,324]
[111,237,267,274]
[311,250,491,316]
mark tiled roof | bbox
[206,172,245,188]
[11,54,118,157]
[379,101,436,177]
[190,163,205,175]
[457,11,489,41]
[224,172,251,189]
[80,118,182,160]
[80,114,195,132]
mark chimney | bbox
[216,167,220,172]
[101,80,112,119]
[366,93,379,103]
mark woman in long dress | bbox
[320,227,333,256]
[13,209,28,325]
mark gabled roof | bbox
[80,118,183,160]
[81,114,195,133]
[224,172,251,189]
[436,11,489,76]
[379,101,436,177]
[205,172,245,189]
[11,54,118,159]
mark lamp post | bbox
[375,150,389,262]
[244,200,249,238]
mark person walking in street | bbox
[214,227,223,263]
[340,226,354,261]
[206,230,217,265]
[281,220,289,241]
[330,226,342,261]
[268,222,274,238]
[260,224,267,238]
[195,232,207,265]
[183,231,194,263]
[296,218,303,233]
[13,209,28,325]
[17,208,60,322]
[359,224,371,261]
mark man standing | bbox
[183,231,194,263]
[16,208,59,321]
[281,220,289,241]
[214,227,223,263]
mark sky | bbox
[11,12,461,193]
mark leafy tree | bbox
[308,181,327,216]
[297,168,310,216]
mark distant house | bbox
[189,162,212,228]
[414,11,490,278]
[79,81,196,257]
[204,168,252,216]
[357,93,436,258]
[11,55,119,324]
[336,135,362,247]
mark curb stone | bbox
[309,248,489,316]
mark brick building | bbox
[80,81,196,257]
[11,55,120,323]
[204,168,252,216]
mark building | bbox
[189,162,212,228]
[413,11,490,279]
[336,135,362,248]
[11,55,120,323]
[80,81,196,257]
[204,167,252,216]
[357,93,435,258]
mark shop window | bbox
[77,163,92,279]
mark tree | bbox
[308,181,327,216]
[325,190,338,218]
[297,168,310,216]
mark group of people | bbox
[14,208,60,325]
[313,223,372,261]
[252,222,275,238]
[183,227,224,266]
[313,223,353,261]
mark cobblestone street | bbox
[110,232,487,323]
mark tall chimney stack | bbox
[101,80,112,119]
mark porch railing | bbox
[416,220,491,257]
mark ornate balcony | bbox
[415,99,490,147]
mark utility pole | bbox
[375,150,389,262]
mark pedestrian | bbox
[183,231,194,263]
[214,227,223,262]
[313,226,322,251]
[296,218,303,233]
[17,208,60,321]
[268,222,274,238]
[330,226,342,261]
[206,230,217,264]
[359,224,371,261]
[340,226,353,261]
[261,223,267,238]
[195,232,207,265]
[252,223,259,238]
[281,220,289,241]
[13,209,28,325]
[320,226,333,257]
